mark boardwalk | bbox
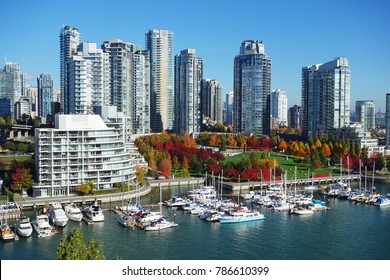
[222,174,361,191]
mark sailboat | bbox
[144,182,178,231]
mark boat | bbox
[205,209,220,222]
[117,212,135,227]
[1,223,16,241]
[292,208,314,215]
[84,199,104,222]
[32,214,57,237]
[48,202,69,227]
[219,207,265,224]
[64,203,83,222]
[373,196,390,207]
[164,196,188,207]
[15,216,33,237]
[143,217,177,231]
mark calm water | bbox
[1,182,390,260]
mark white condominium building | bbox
[34,114,135,197]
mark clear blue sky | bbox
[1,0,389,112]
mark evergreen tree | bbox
[57,228,105,260]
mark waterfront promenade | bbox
[12,177,206,210]
[5,174,359,212]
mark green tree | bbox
[16,143,27,152]
[219,134,227,151]
[57,228,106,260]
[375,153,385,171]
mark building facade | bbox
[131,50,150,134]
[288,105,301,130]
[355,100,375,131]
[145,29,174,132]
[301,57,350,138]
[386,93,390,146]
[270,89,288,127]
[201,79,223,123]
[67,42,111,115]
[0,62,21,118]
[225,91,234,126]
[233,40,271,135]
[60,25,81,114]
[34,114,135,198]
[37,73,53,119]
[102,39,138,119]
[174,49,203,135]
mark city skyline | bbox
[1,0,389,111]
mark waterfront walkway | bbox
[12,177,206,210]
[7,175,359,211]
[222,174,361,191]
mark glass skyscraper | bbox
[201,79,223,124]
[60,25,80,114]
[145,29,174,132]
[233,40,271,135]
[0,62,21,118]
[301,57,350,138]
[355,100,375,131]
[174,49,203,135]
[386,93,390,146]
[271,89,288,127]
[37,73,53,119]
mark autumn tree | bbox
[208,133,220,146]
[158,158,172,177]
[10,168,34,193]
[226,134,237,147]
[135,166,147,186]
[57,228,106,260]
[321,143,331,157]
[183,132,196,148]
[278,139,288,152]
[207,159,221,175]
[75,181,94,195]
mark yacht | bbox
[64,203,83,222]
[219,207,265,224]
[205,209,220,222]
[117,212,134,227]
[374,196,390,207]
[15,216,33,237]
[1,223,16,241]
[84,199,104,222]
[144,217,177,231]
[48,202,69,227]
[164,196,188,207]
[292,208,314,215]
[32,214,57,237]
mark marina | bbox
[0,180,389,260]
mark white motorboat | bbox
[219,207,265,224]
[136,211,163,224]
[164,196,188,207]
[32,214,57,237]
[374,196,390,207]
[205,210,220,222]
[48,202,69,227]
[84,199,104,222]
[144,217,177,231]
[1,223,16,241]
[117,212,134,227]
[15,216,33,237]
[64,203,83,222]
[293,208,314,215]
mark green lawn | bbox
[222,150,339,179]
[0,155,33,164]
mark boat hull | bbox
[219,215,265,224]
